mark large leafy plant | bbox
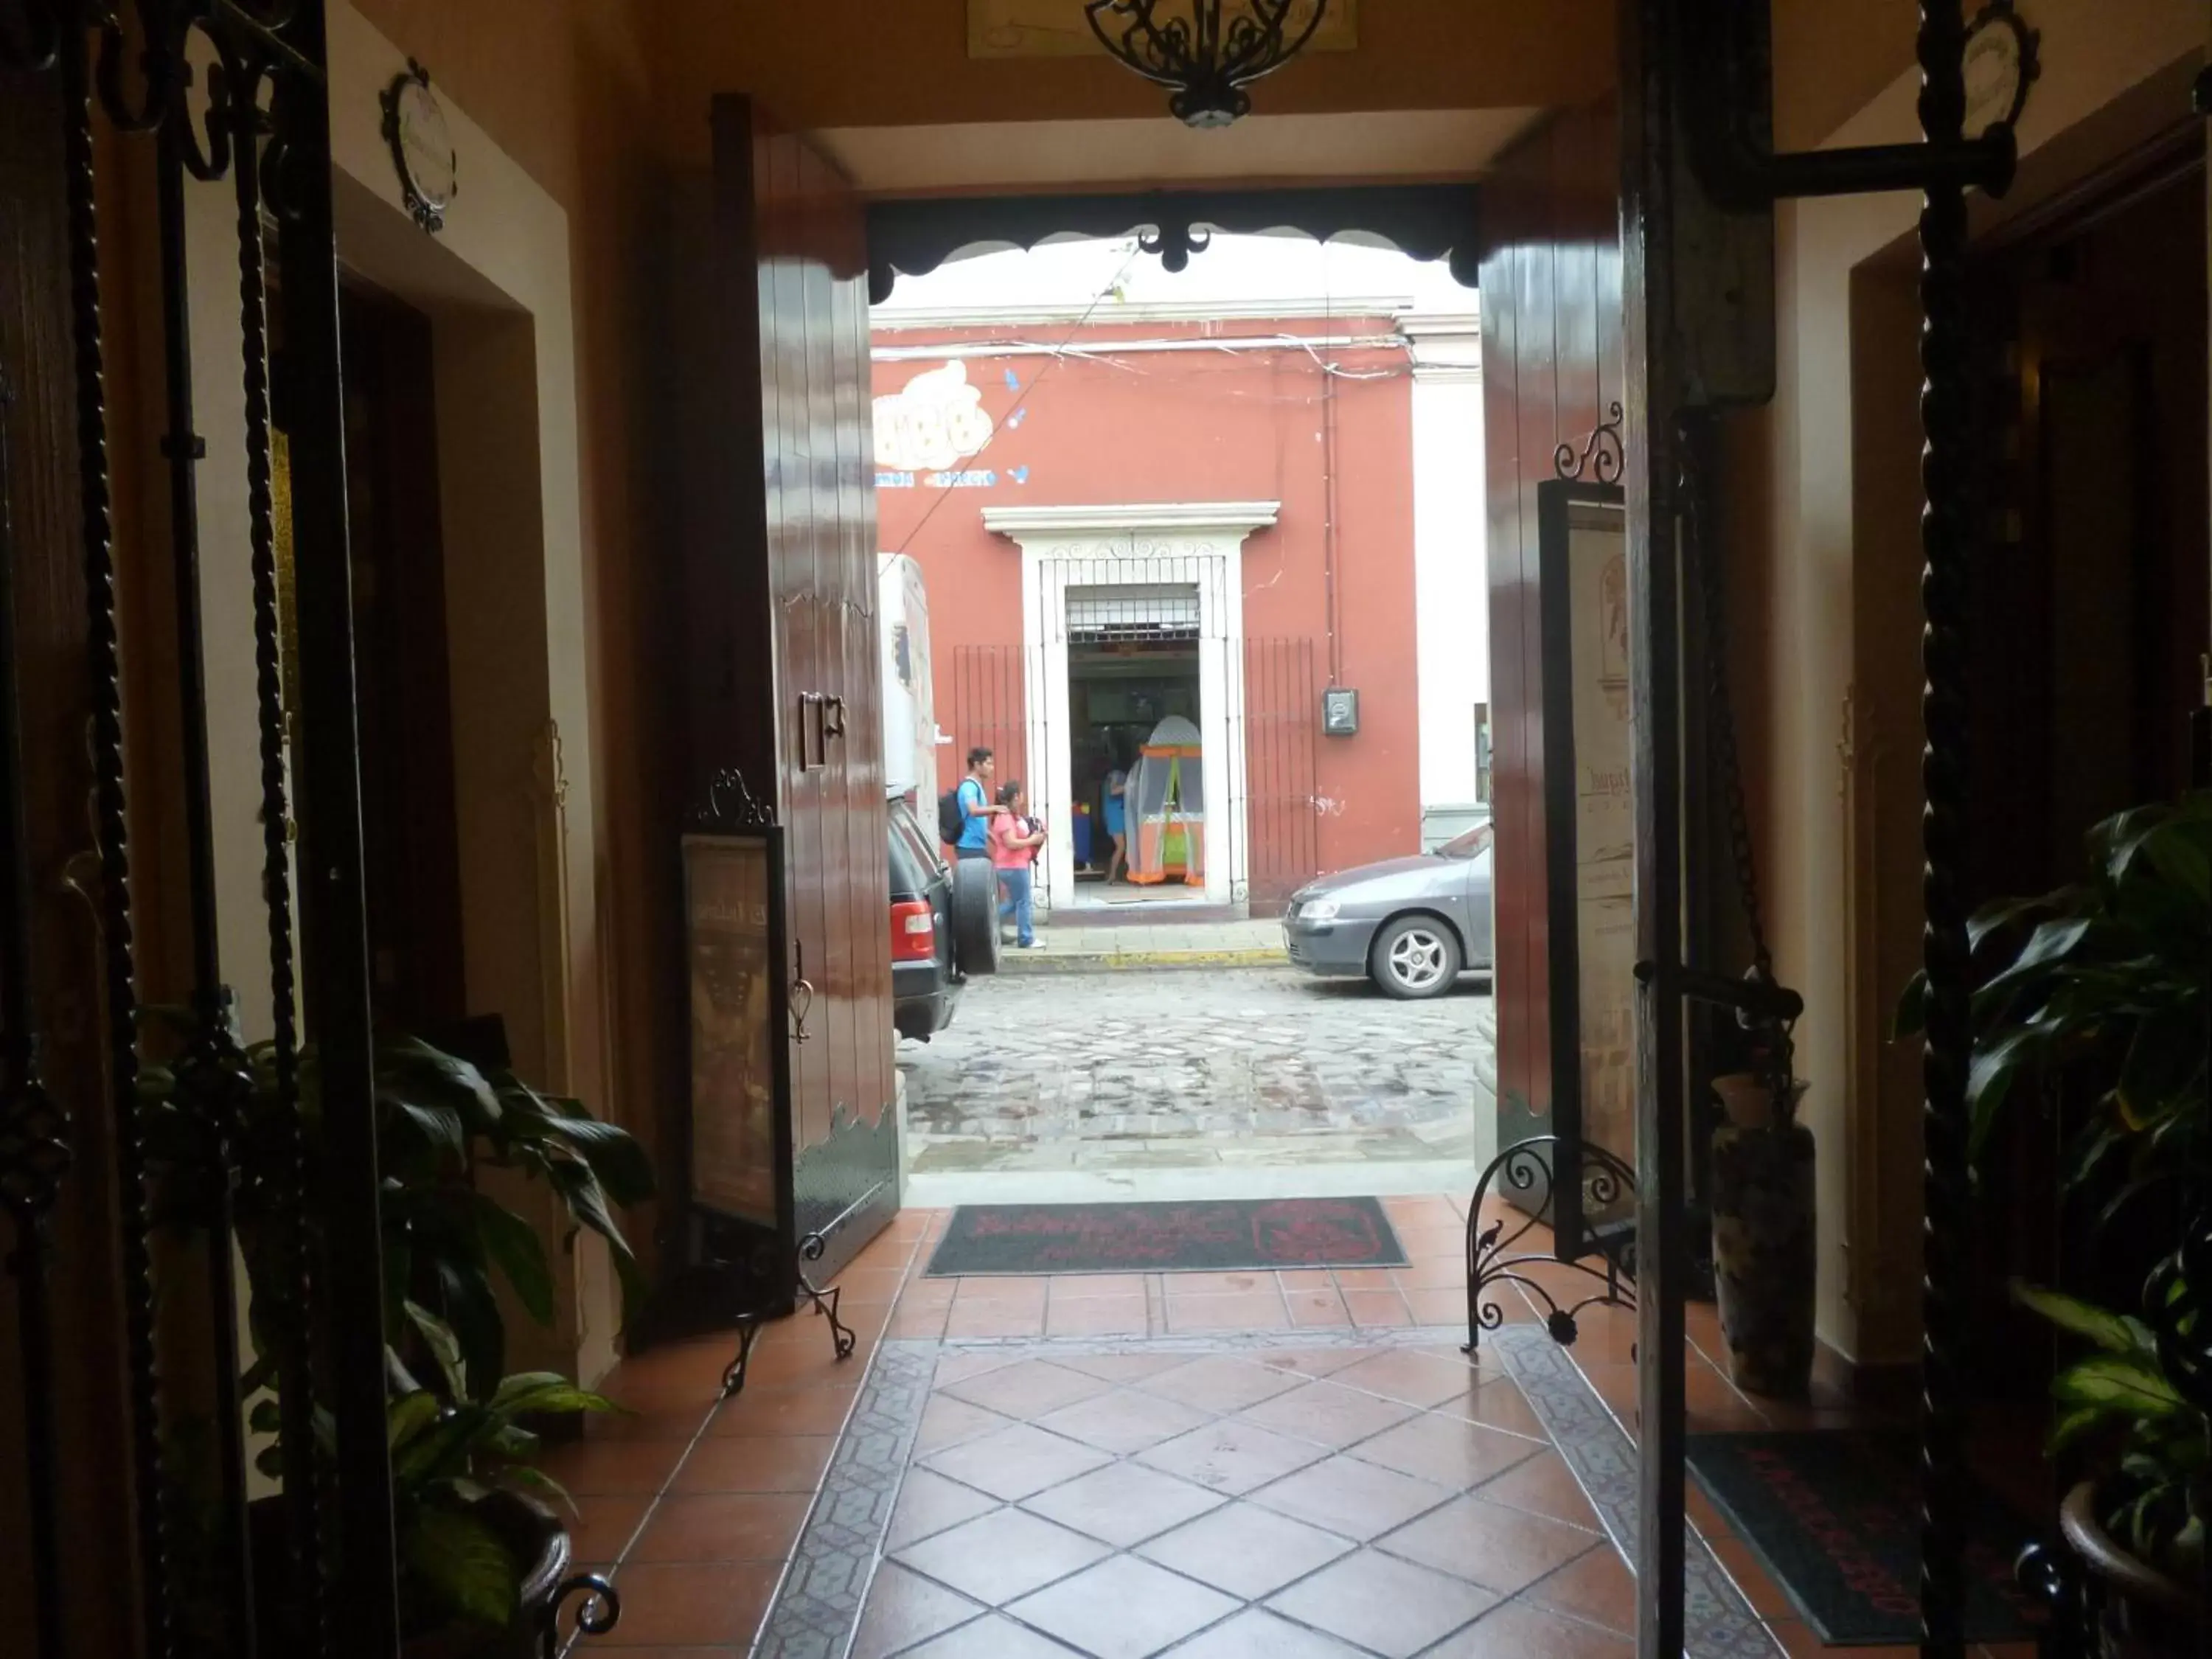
[2008,1281,2207,1583]
[145,1020,655,1633]
[1901,791,2210,1582]
[146,1020,655,1399]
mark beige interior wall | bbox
[327,0,616,1385]
[1757,0,2205,1366]
[180,2,622,1388]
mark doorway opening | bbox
[1065,584,1204,902]
[334,281,468,1038]
[873,223,1494,1206]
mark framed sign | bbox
[684,773,793,1234]
[1537,480,1634,1259]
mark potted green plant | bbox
[1901,790,2210,1653]
[146,1018,655,1652]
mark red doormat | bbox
[924,1197,1410,1276]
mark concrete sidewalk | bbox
[1002,914,1285,970]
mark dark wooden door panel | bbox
[1481,105,1625,1166]
[698,100,897,1290]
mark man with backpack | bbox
[939,746,1003,861]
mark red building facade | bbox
[873,308,1422,913]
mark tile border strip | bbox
[752,1340,939,1659]
[1489,1323,1782,1658]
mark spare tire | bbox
[950,856,1002,977]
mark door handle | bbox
[790,942,814,1044]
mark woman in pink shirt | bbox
[990,780,1045,949]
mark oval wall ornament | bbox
[381,60,456,234]
[1963,0,2039,139]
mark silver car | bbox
[1282,824,1494,999]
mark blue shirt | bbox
[1103,771,1127,835]
[957,777,991,851]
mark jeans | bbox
[996,866,1034,947]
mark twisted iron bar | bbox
[57,9,176,1652]
[1463,1137,1636,1354]
[1913,2,1975,1652]
[229,38,329,1647]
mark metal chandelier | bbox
[1084,0,1331,128]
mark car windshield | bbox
[1437,824,1494,860]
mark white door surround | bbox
[982,501,1281,911]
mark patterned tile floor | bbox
[544,1197,2039,1658]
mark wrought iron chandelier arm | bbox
[1084,0,1189,86]
[1220,0,1317,78]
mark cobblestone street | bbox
[900,964,1496,1202]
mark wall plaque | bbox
[684,831,786,1229]
[381,60,456,234]
[1537,481,1634,1255]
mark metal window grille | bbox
[1065,582,1201,644]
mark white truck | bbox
[877,552,942,810]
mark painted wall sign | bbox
[380,60,456,234]
[967,0,1357,58]
[1537,482,1635,1255]
[684,834,781,1228]
[874,361,995,473]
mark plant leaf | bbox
[490,1371,616,1419]
[2052,1354,2189,1421]
[1974,917,2096,1009]
[403,1299,470,1399]
[538,1112,657,1207]
[387,1390,442,1452]
[2011,1283,2157,1356]
[431,1256,508,1397]
[403,1503,518,1630]
[471,1192,555,1329]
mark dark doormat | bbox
[1688,1431,2048,1646]
[924,1197,1409,1277]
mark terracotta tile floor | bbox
[546,1197,2032,1656]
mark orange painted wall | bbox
[875,316,1423,874]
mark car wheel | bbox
[1369,915,1461,1000]
[950,859,1002,976]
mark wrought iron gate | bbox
[1,4,442,1654]
[1242,636,1319,914]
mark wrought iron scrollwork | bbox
[717,1231,856,1397]
[1083,0,1329,128]
[2014,1540,2096,1658]
[1463,1137,1637,1354]
[691,765,775,833]
[540,1573,622,1655]
[1554,402,1626,485]
[799,1228,859,1363]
